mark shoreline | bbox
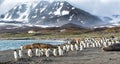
[0,37,69,40]
[0,39,66,51]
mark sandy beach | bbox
[0,47,120,64]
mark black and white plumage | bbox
[63,45,66,52]
[81,41,86,48]
[41,49,44,56]
[67,41,71,44]
[66,44,70,52]
[14,50,18,61]
[74,44,79,51]
[70,44,74,51]
[27,49,33,57]
[53,48,57,56]
[103,42,107,47]
[115,40,119,43]
[18,49,23,58]
[97,42,101,48]
[95,42,98,47]
[112,41,115,44]
[45,49,50,57]
[35,48,41,57]
[108,41,112,46]
[20,46,23,51]
[83,43,86,48]
[58,46,63,56]
[80,44,83,51]
[86,43,90,48]
[92,42,96,48]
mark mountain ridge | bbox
[0,1,102,28]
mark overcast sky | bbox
[0,0,120,17]
[69,0,120,17]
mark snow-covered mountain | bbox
[0,1,103,28]
[97,15,120,28]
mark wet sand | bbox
[0,48,120,64]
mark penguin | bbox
[116,40,119,43]
[66,44,70,52]
[35,48,41,57]
[112,41,115,44]
[67,41,71,44]
[86,43,90,48]
[80,44,83,51]
[81,41,86,48]
[108,41,112,46]
[103,42,107,47]
[58,46,63,56]
[39,49,43,57]
[95,42,99,48]
[83,43,86,48]
[20,46,23,51]
[98,42,102,48]
[63,45,66,51]
[27,48,33,57]
[45,49,50,57]
[74,43,79,51]
[75,38,79,44]
[14,50,18,61]
[70,44,74,51]
[53,48,57,56]
[41,49,44,56]
[18,49,23,59]
[92,42,96,48]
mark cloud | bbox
[100,0,111,3]
[69,0,120,17]
[0,0,4,5]
[0,0,120,17]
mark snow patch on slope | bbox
[62,10,69,15]
[54,2,64,15]
[69,15,74,21]
[1,0,41,23]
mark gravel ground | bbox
[0,48,120,64]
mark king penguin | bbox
[14,50,18,61]
[27,48,33,57]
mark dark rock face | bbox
[103,43,120,51]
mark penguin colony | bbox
[13,37,119,61]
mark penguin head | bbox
[29,48,32,50]
[54,48,57,50]
[20,46,23,50]
[67,41,71,44]
[48,48,51,51]
[14,49,17,51]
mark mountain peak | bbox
[0,0,102,28]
